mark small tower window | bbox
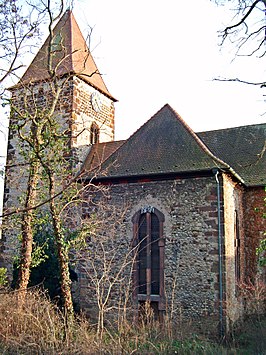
[90,123,99,144]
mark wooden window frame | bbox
[132,207,166,313]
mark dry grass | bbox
[0,289,264,354]
[0,289,217,354]
[0,289,104,354]
[0,289,67,354]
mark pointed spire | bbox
[18,10,114,99]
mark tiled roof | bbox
[82,140,124,173]
[84,104,228,177]
[16,10,115,100]
[198,124,266,186]
[84,104,266,187]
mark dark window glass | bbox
[137,212,160,295]
[235,210,240,282]
[151,213,160,294]
[138,214,147,294]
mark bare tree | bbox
[1,0,82,318]
[214,0,266,86]
[72,192,136,338]
[2,0,118,322]
[0,0,44,185]
[214,0,266,268]
[0,0,44,87]
[8,76,72,310]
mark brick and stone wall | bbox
[1,79,74,271]
[76,175,228,331]
[243,186,265,281]
[1,75,115,271]
[223,174,245,327]
[72,76,115,166]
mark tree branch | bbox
[214,77,266,87]
[222,0,262,38]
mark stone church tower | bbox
[17,9,116,162]
[1,10,116,268]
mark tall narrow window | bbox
[234,210,241,283]
[90,122,99,144]
[132,207,165,317]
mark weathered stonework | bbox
[76,175,232,332]
[243,186,266,283]
[71,76,115,168]
[1,79,72,269]
[223,174,245,328]
[72,76,115,147]
[1,75,115,272]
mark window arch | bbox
[132,206,165,317]
[90,122,99,144]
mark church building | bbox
[2,10,265,336]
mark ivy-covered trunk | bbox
[49,172,74,319]
[17,160,40,292]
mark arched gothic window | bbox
[132,206,165,317]
[90,122,99,144]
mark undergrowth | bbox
[0,289,265,354]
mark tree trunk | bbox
[49,172,74,320]
[17,160,40,292]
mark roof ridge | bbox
[197,122,266,135]
[69,11,74,73]
[91,105,174,169]
[94,104,240,180]
[166,105,245,184]
[166,105,247,183]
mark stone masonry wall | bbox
[77,175,224,330]
[243,186,266,283]
[1,74,115,270]
[72,76,115,166]
[1,79,74,271]
[72,76,115,145]
[223,175,245,328]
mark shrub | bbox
[0,267,8,287]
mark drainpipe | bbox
[214,169,224,339]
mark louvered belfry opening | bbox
[90,123,99,144]
[132,207,166,321]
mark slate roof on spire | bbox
[18,10,115,100]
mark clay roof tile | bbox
[17,10,116,100]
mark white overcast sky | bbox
[73,0,266,140]
[1,0,266,144]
